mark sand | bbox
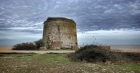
[120,49,140,53]
[0,48,75,54]
[0,48,140,54]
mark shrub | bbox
[67,45,133,63]
[34,39,43,49]
[123,52,140,62]
[12,43,38,50]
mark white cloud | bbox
[0,27,42,43]
[0,31,41,39]
[114,4,123,9]
[77,30,140,45]
[104,9,114,13]
[0,27,43,30]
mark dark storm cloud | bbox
[0,27,42,34]
[0,27,42,45]
[0,0,140,32]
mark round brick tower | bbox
[42,17,78,50]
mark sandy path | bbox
[0,48,75,54]
[120,49,140,53]
[0,48,140,54]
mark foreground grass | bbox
[0,54,140,73]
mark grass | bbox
[0,53,140,73]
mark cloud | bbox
[0,0,140,46]
[0,27,42,45]
[0,27,43,34]
[0,0,140,32]
[77,29,140,45]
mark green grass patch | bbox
[0,54,140,73]
[124,63,140,72]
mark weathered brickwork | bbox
[42,17,78,50]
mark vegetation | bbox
[12,43,37,50]
[12,39,43,50]
[60,47,73,50]
[0,54,140,73]
[34,39,43,49]
[68,45,140,63]
[12,39,73,50]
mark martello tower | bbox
[42,17,78,50]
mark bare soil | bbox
[0,48,75,54]
[0,48,140,54]
[120,49,140,53]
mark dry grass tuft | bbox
[0,54,140,73]
[68,45,140,63]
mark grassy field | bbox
[0,54,140,73]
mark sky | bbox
[0,0,140,47]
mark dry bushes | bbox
[68,45,110,62]
[124,52,140,62]
[12,43,37,50]
[34,39,43,49]
[68,45,140,63]
[12,39,43,50]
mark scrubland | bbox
[0,53,140,73]
[0,45,140,73]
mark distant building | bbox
[41,17,78,50]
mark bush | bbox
[67,45,134,63]
[70,45,110,62]
[34,39,43,49]
[12,39,43,50]
[123,52,140,62]
[12,43,38,50]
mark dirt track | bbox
[1,48,140,54]
[0,48,75,54]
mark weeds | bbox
[12,39,74,50]
[68,45,140,63]
[12,43,37,50]
[0,54,140,73]
[34,39,43,49]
